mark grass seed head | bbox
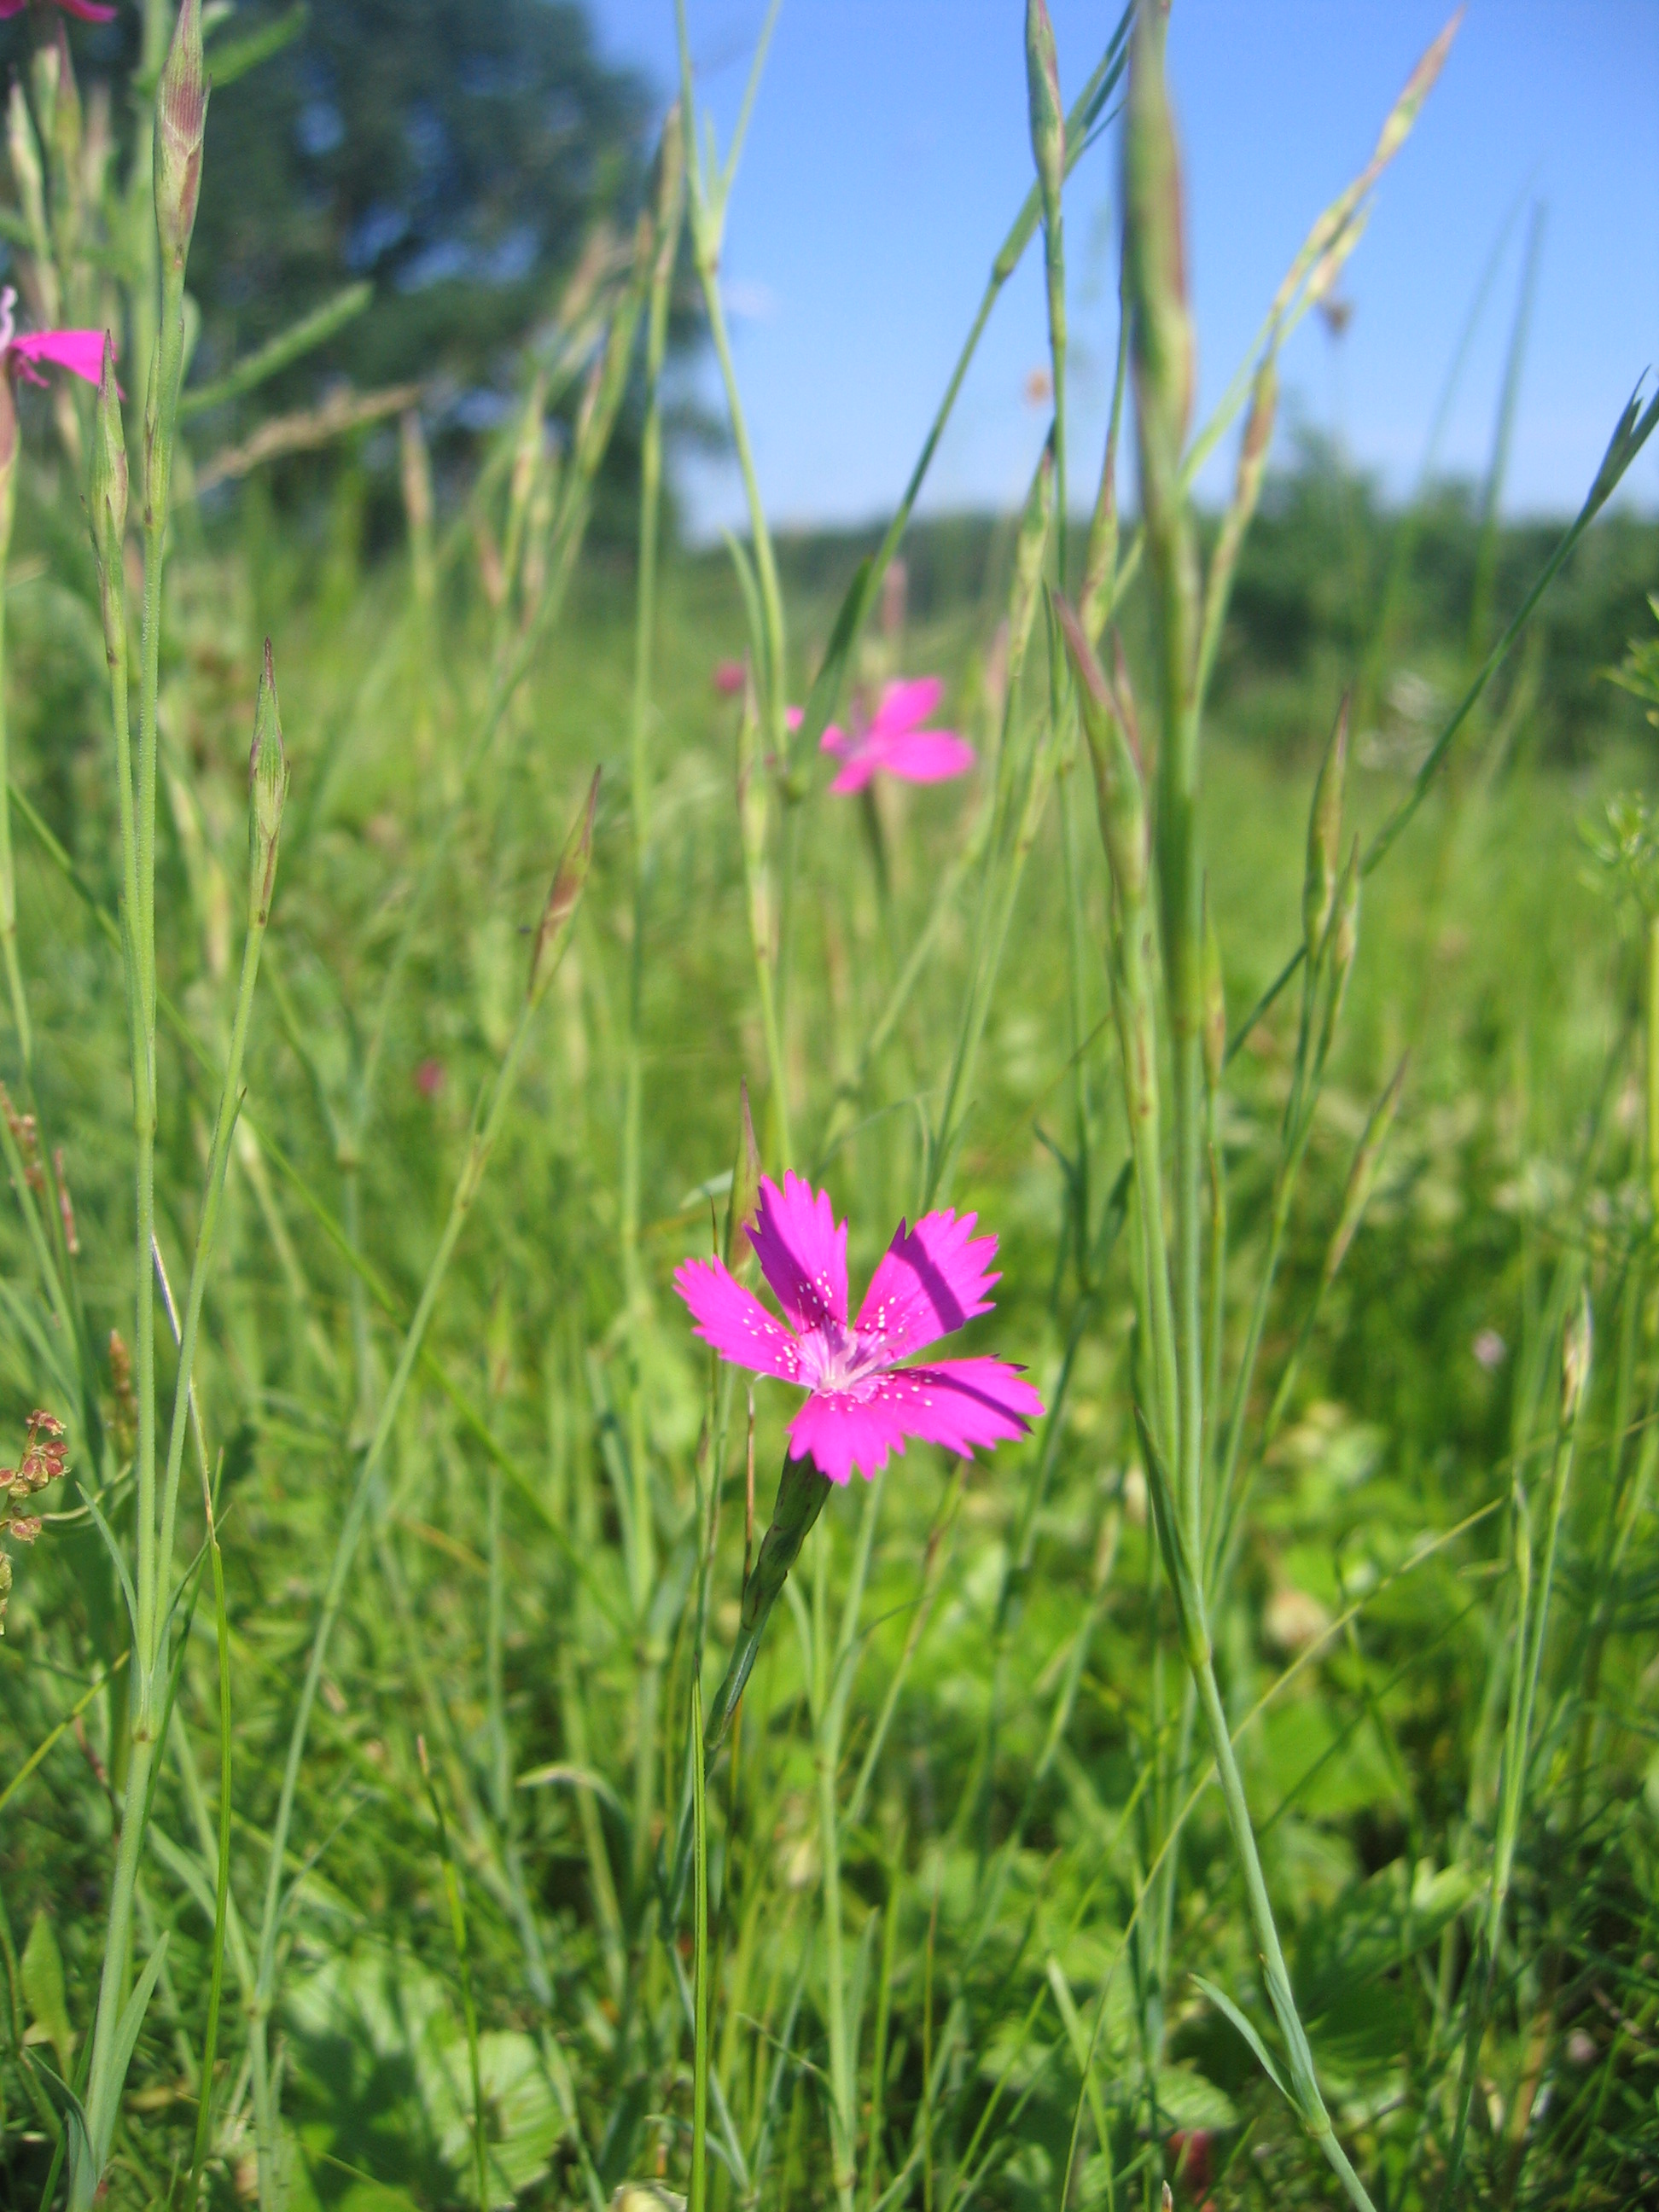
[247,640,288,923]
[1056,592,1147,907]
[530,770,600,1004]
[1304,694,1350,958]
[1125,1,1194,465]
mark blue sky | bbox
[590,1,1659,536]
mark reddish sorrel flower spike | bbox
[676,1170,1043,1485]
[787,676,975,795]
[0,2,119,21]
[0,286,105,388]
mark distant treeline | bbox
[764,445,1659,761]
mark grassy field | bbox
[2,4,1658,2210]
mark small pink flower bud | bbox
[154,0,208,272]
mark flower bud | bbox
[1562,1291,1592,1426]
[1056,592,1147,910]
[247,641,288,927]
[1303,695,1349,959]
[155,0,208,274]
[1025,0,1065,231]
[1202,889,1225,1090]
[529,770,599,1004]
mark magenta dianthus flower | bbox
[0,288,105,390]
[675,1170,1042,1485]
[0,2,119,23]
[788,677,975,795]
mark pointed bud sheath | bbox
[247,641,288,927]
[723,1082,763,1280]
[154,0,208,274]
[529,770,599,1005]
[704,1451,833,1751]
[1202,894,1225,1090]
[1124,3,1195,470]
[1562,1289,1592,1425]
[1056,594,1147,909]
[1303,696,1350,958]
[1025,0,1065,230]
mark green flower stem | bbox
[689,1678,711,2212]
[129,247,188,1700]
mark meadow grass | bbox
[0,4,1657,2209]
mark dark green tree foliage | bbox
[188,0,648,403]
[0,2,648,411]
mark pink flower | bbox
[675,1170,1042,1485]
[0,2,119,22]
[414,1057,445,1098]
[0,287,104,389]
[788,677,975,795]
[712,658,746,697]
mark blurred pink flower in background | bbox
[1472,1327,1507,1371]
[414,1058,445,1099]
[0,287,104,388]
[712,658,745,696]
[675,1171,1041,1485]
[788,677,975,795]
[0,2,119,22]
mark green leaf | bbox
[205,3,311,90]
[1295,1857,1480,2015]
[77,1481,140,1658]
[180,281,373,422]
[21,1912,74,2075]
[1192,1972,1291,2107]
[788,555,874,775]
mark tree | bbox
[189,0,649,404]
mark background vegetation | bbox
[0,4,1656,2210]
